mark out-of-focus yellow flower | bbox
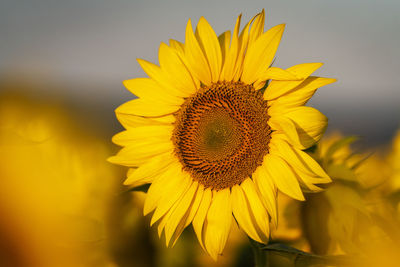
[267,131,400,266]
[302,133,383,255]
[0,94,118,266]
[271,193,303,243]
[346,129,400,267]
[109,9,335,260]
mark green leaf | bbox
[262,243,359,267]
[303,144,317,154]
[260,79,271,94]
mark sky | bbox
[1,0,399,145]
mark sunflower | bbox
[109,10,336,259]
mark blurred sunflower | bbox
[110,10,336,259]
[302,133,392,255]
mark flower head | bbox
[110,10,336,259]
[303,133,393,254]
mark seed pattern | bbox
[172,81,271,190]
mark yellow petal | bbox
[112,125,173,146]
[192,188,212,249]
[232,18,251,81]
[195,17,222,82]
[143,161,190,216]
[268,77,337,110]
[168,40,200,85]
[115,98,179,117]
[231,184,264,243]
[264,63,323,100]
[220,14,241,81]
[169,39,185,56]
[184,184,204,228]
[269,137,331,191]
[158,42,198,95]
[123,152,175,186]
[108,140,173,167]
[251,66,300,89]
[184,19,212,85]
[203,188,232,260]
[157,210,170,238]
[218,30,231,69]
[284,106,328,149]
[267,112,293,132]
[115,113,174,129]
[248,9,265,45]
[241,179,270,243]
[241,24,285,84]
[123,78,183,105]
[261,67,301,81]
[253,165,278,226]
[269,107,328,149]
[271,137,331,180]
[168,184,205,247]
[284,62,324,78]
[151,173,192,226]
[263,154,305,201]
[137,58,190,98]
[230,11,265,81]
[164,181,198,246]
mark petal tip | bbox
[122,79,131,88]
[186,18,193,30]
[122,179,132,186]
[107,156,118,164]
[114,104,125,114]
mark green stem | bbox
[249,238,268,267]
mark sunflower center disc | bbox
[172,81,271,190]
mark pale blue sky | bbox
[1,0,399,144]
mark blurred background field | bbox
[1,0,399,266]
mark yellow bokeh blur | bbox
[0,93,119,266]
